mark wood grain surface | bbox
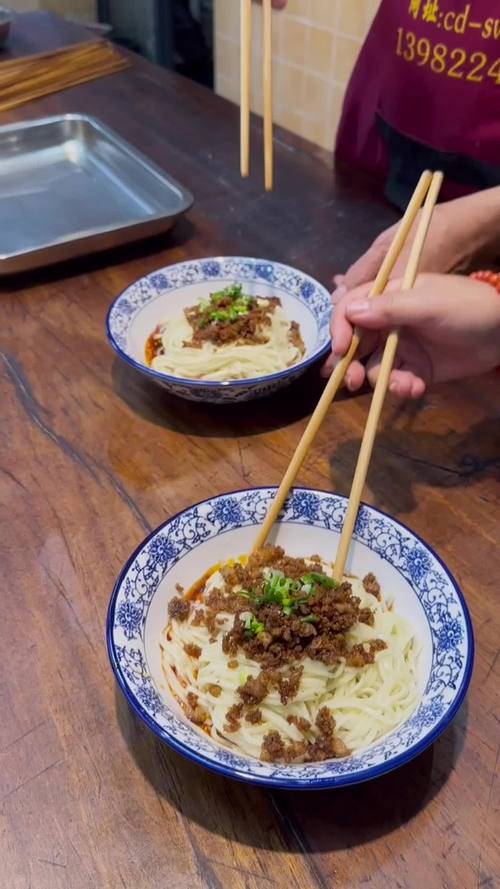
[1,13,499,889]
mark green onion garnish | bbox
[301,572,339,589]
[244,615,265,636]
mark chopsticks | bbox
[252,169,436,554]
[262,0,273,191]
[240,0,252,179]
[333,170,443,581]
[0,41,130,114]
[240,0,274,190]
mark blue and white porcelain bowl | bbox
[107,487,474,789]
[106,257,332,403]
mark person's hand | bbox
[323,274,500,398]
[333,188,500,299]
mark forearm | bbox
[454,186,500,262]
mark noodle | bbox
[145,285,305,382]
[161,550,420,764]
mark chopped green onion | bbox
[244,614,265,636]
[210,309,230,322]
[197,284,254,327]
[301,572,339,589]
[301,615,318,624]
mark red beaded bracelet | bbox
[470,271,500,372]
[470,270,500,292]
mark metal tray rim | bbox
[0,113,194,264]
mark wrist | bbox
[458,188,500,260]
[469,270,500,370]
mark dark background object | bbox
[97,0,213,87]
[0,4,12,48]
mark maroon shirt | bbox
[335,0,500,203]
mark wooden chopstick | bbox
[240,0,252,178]
[333,171,444,582]
[240,0,274,189]
[262,0,273,191]
[251,169,433,554]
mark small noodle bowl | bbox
[107,488,474,790]
[106,257,332,403]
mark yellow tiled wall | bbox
[215,0,379,151]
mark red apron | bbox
[335,0,500,199]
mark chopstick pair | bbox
[240,0,273,191]
[253,170,444,580]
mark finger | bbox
[331,278,402,357]
[331,276,346,303]
[330,296,355,359]
[321,350,335,378]
[364,346,406,387]
[345,288,433,330]
[388,369,426,399]
[344,360,366,392]
[320,353,367,389]
[321,329,378,378]
[330,281,373,345]
[364,354,427,400]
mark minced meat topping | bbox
[184,284,281,348]
[214,547,386,670]
[169,546,388,763]
[146,283,305,357]
[168,596,190,622]
[260,706,349,763]
[363,572,381,600]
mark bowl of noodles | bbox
[107,487,473,789]
[106,257,332,403]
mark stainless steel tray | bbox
[0,114,193,274]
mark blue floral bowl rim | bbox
[106,486,474,790]
[105,256,332,390]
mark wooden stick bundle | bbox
[0,40,130,114]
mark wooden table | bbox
[1,13,499,889]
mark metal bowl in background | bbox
[0,7,12,48]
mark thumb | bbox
[345,289,430,330]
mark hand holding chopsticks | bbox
[333,171,443,581]
[240,0,274,190]
[253,170,444,577]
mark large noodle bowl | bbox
[145,283,305,382]
[161,546,420,764]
